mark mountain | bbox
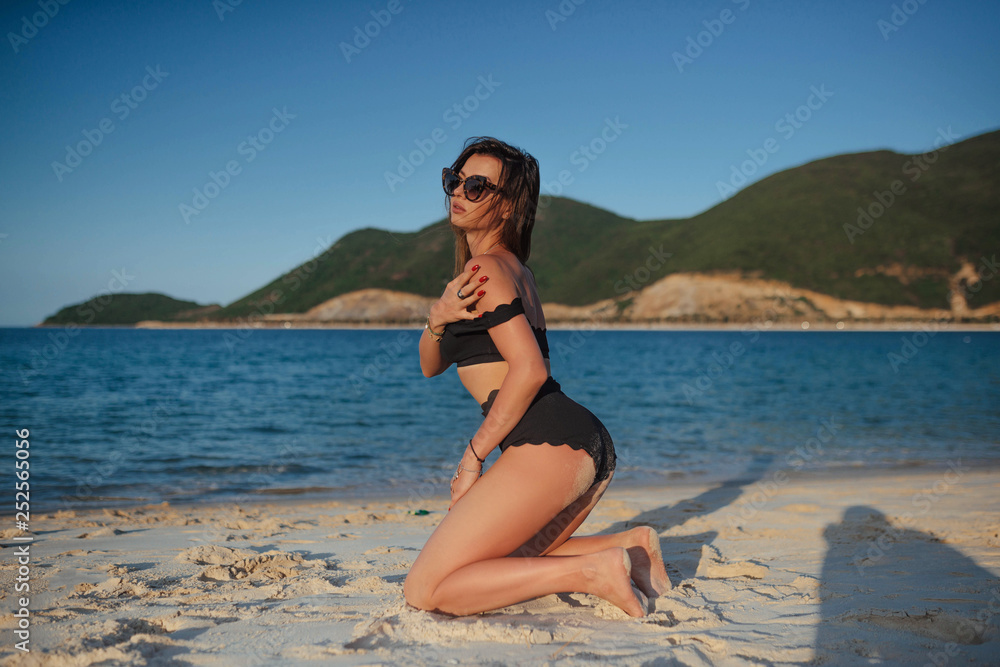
[38,129,1000,326]
[211,128,1000,319]
[40,293,219,326]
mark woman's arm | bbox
[419,305,450,378]
[471,361,548,457]
[465,257,550,460]
[447,256,547,508]
[419,264,489,377]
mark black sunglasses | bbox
[442,167,499,203]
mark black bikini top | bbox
[438,297,550,368]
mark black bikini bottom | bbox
[480,376,616,483]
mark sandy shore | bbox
[1,467,997,666]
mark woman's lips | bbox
[452,202,465,214]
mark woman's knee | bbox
[403,568,435,611]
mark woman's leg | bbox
[543,528,672,597]
[403,443,646,617]
[508,470,672,597]
[507,471,615,557]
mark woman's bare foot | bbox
[583,547,646,617]
[625,526,672,598]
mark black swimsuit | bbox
[438,296,616,483]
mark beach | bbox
[4,3,999,665]
[2,465,997,666]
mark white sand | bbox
[1,467,997,666]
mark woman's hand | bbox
[430,264,489,330]
[448,455,482,510]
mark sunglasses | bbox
[442,167,499,203]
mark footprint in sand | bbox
[75,527,126,539]
[346,600,574,650]
[174,544,334,582]
[695,544,769,580]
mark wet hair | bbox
[446,136,540,277]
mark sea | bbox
[1,327,998,514]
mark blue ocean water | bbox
[1,327,998,513]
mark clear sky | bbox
[2,0,998,326]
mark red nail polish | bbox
[479,276,488,283]
[477,290,485,297]
[472,264,480,272]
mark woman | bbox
[403,137,671,618]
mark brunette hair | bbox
[447,136,540,277]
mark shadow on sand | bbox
[600,456,774,583]
[816,506,999,664]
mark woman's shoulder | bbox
[471,257,518,309]
[464,252,543,318]
[464,253,516,287]
[464,251,506,271]
[466,250,536,275]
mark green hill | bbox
[40,129,1000,324]
[41,293,219,326]
[208,197,635,319]
[643,127,1000,309]
[212,128,999,318]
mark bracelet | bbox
[425,316,445,341]
[469,438,486,464]
[456,462,482,477]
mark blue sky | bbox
[2,0,998,326]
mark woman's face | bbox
[449,153,503,230]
